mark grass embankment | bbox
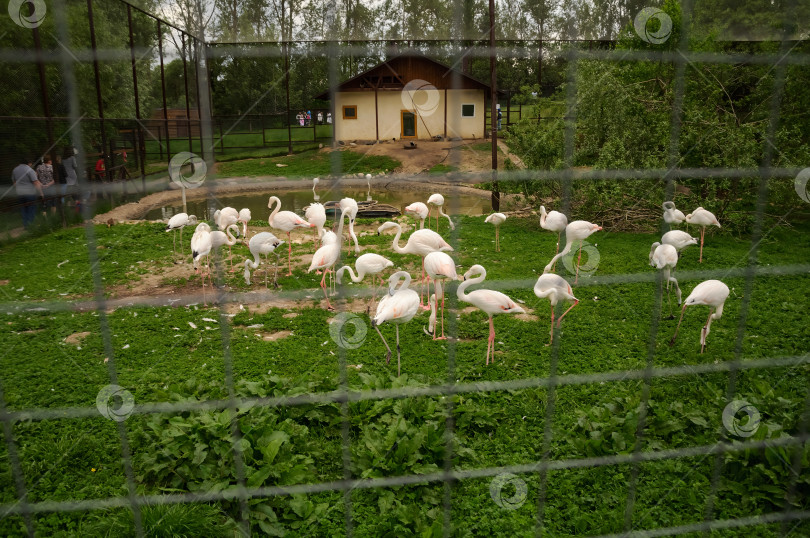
[0,216,808,536]
[216,149,400,179]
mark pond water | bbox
[143,189,490,221]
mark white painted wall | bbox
[334,89,486,141]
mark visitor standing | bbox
[497,107,502,130]
[298,111,305,127]
[62,146,79,203]
[326,112,332,125]
[12,157,44,229]
[317,111,323,124]
[36,155,56,213]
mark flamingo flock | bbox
[167,188,728,374]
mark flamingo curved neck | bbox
[540,206,547,225]
[457,270,485,301]
[225,225,239,244]
[387,223,406,253]
[268,197,281,224]
[343,265,362,283]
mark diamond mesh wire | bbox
[0,0,809,536]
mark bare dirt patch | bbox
[343,140,508,175]
[66,331,91,345]
[259,331,293,341]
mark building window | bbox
[343,105,357,119]
[461,104,475,117]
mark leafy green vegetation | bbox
[504,0,810,233]
[0,213,808,536]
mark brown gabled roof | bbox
[314,52,495,100]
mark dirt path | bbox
[346,139,507,175]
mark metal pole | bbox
[193,39,204,159]
[488,0,499,211]
[127,4,146,194]
[182,33,193,152]
[283,1,293,155]
[157,20,170,162]
[87,0,108,200]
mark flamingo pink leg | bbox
[487,316,496,365]
[575,241,583,284]
[556,299,579,328]
[320,269,333,310]
[548,303,554,346]
[699,227,705,263]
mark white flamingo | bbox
[485,212,506,252]
[340,197,361,254]
[539,206,568,261]
[165,213,197,255]
[372,271,421,376]
[377,221,453,307]
[243,232,284,288]
[685,207,720,263]
[543,220,602,284]
[662,201,685,226]
[213,207,239,263]
[662,230,698,253]
[312,177,320,201]
[533,273,579,346]
[335,253,394,312]
[649,242,682,318]
[457,264,525,366]
[423,251,458,340]
[237,208,252,244]
[268,195,315,276]
[427,193,454,232]
[308,207,348,310]
[191,224,213,305]
[405,201,429,230]
[305,203,327,248]
[670,280,730,353]
[209,224,240,272]
[365,174,373,201]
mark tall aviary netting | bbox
[1,0,809,535]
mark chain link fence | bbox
[1,0,809,536]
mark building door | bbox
[401,110,417,138]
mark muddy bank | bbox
[94,176,520,224]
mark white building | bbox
[316,53,495,142]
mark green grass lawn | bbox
[0,215,808,536]
[216,149,400,179]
